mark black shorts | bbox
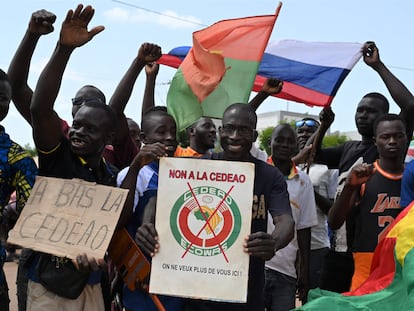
[319,250,354,293]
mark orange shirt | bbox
[174,146,203,158]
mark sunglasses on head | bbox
[295,119,319,128]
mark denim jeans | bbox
[264,268,296,311]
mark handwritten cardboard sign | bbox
[150,157,254,303]
[8,176,128,259]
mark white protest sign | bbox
[150,157,254,303]
[8,176,128,259]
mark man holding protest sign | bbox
[25,4,120,310]
[187,103,294,311]
[135,103,294,311]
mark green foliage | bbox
[284,119,297,129]
[258,126,274,155]
[23,143,37,157]
[322,132,350,147]
[258,120,297,155]
[258,126,349,155]
[258,121,296,155]
[178,130,189,148]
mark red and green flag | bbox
[295,200,414,310]
[167,4,281,132]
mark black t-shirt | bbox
[350,164,403,252]
[316,140,378,175]
[187,153,291,311]
[38,137,117,186]
[30,138,117,285]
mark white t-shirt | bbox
[265,167,318,278]
[116,164,158,212]
[305,164,338,250]
[250,144,268,162]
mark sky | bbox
[1,0,414,147]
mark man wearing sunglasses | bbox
[295,118,338,291]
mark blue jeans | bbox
[264,268,296,311]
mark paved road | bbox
[4,260,18,311]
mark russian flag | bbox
[159,40,363,108]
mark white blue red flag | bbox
[159,40,363,107]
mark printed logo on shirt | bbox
[252,194,266,219]
[371,193,401,243]
[170,186,241,257]
[370,193,400,213]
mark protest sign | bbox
[8,176,128,259]
[150,157,254,303]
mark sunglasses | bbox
[71,97,103,106]
[295,119,319,128]
[221,124,254,137]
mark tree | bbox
[23,143,37,157]
[258,126,273,155]
[322,132,349,147]
[258,126,350,156]
[177,130,189,148]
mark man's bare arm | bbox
[8,9,56,125]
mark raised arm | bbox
[313,107,335,154]
[7,9,56,125]
[30,4,104,151]
[142,62,159,118]
[313,191,333,215]
[328,163,374,229]
[117,142,166,230]
[248,77,283,111]
[363,41,414,136]
[109,43,161,143]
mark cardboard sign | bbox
[108,228,151,291]
[108,229,166,311]
[8,176,128,259]
[150,157,254,303]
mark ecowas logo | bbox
[170,186,241,257]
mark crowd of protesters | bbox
[1,4,414,311]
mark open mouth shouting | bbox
[71,136,87,149]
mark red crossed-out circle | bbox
[178,204,233,247]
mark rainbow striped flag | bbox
[295,201,414,310]
[165,4,281,132]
